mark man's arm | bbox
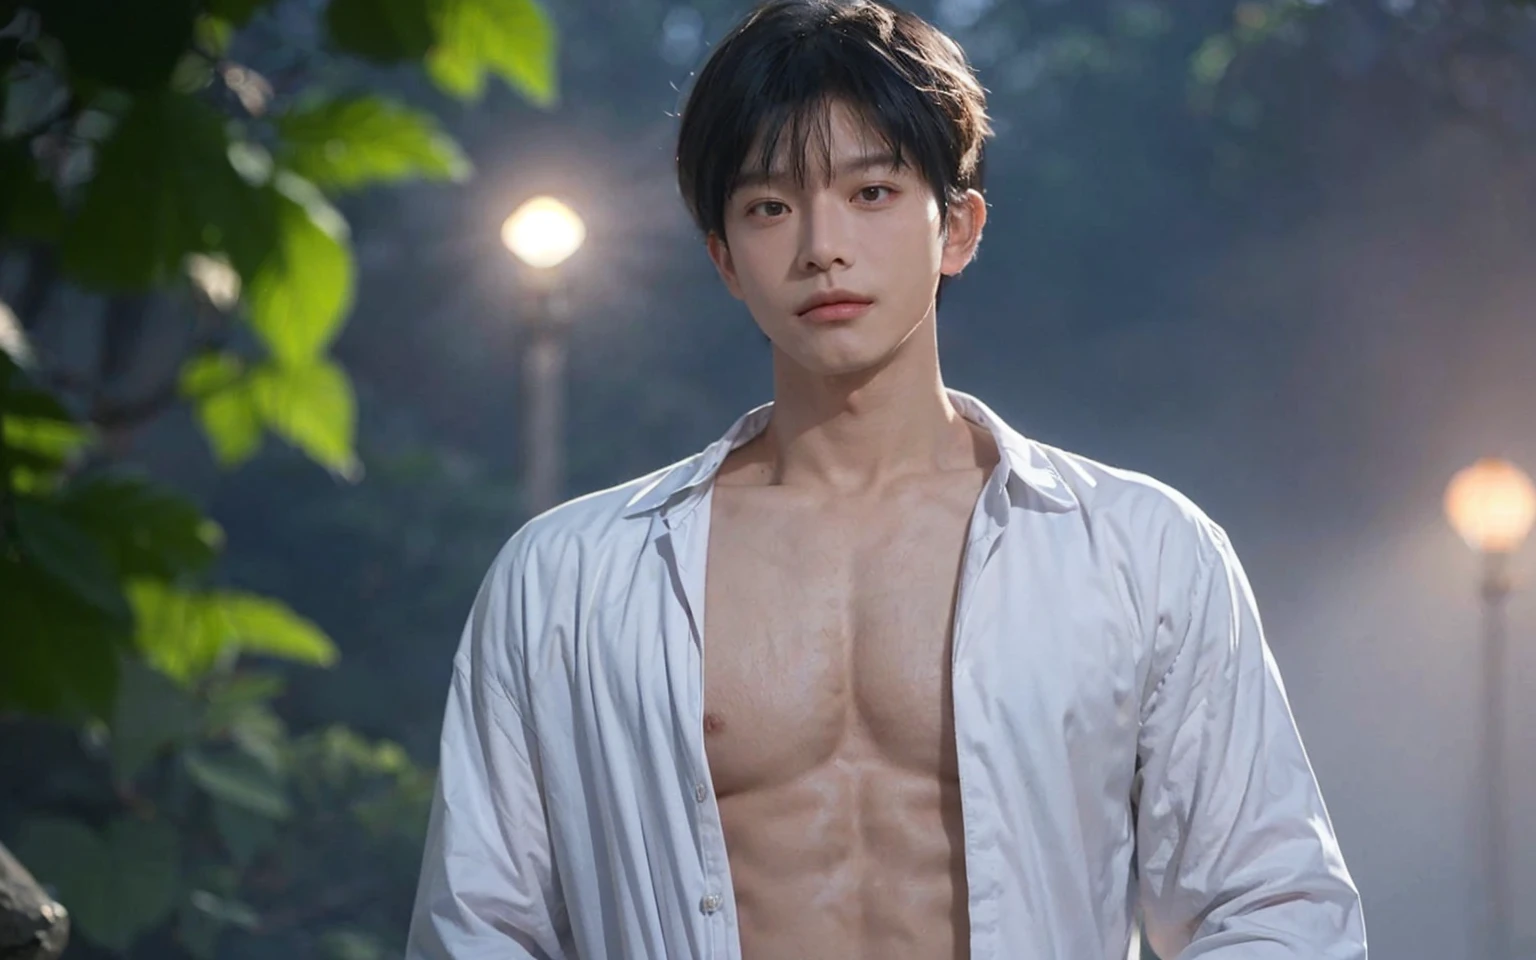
[1133,517,1366,958]
[406,538,568,960]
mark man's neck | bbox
[758,315,984,494]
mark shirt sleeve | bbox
[1133,517,1367,959]
[405,537,569,960]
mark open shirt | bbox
[405,389,1367,959]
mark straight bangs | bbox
[728,62,950,211]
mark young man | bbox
[405,1,1368,957]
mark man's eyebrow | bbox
[732,152,904,190]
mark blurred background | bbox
[2,0,1535,957]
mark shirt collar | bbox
[620,389,1079,522]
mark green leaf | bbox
[188,890,259,929]
[201,670,286,735]
[59,472,224,580]
[231,704,285,774]
[179,350,245,399]
[170,49,216,94]
[214,591,339,668]
[130,581,338,684]
[2,398,85,486]
[0,553,127,719]
[110,657,199,781]
[61,92,276,292]
[202,677,289,820]
[180,352,263,467]
[352,769,434,841]
[197,386,263,466]
[195,15,235,56]
[178,888,259,959]
[427,0,558,105]
[276,95,471,192]
[42,0,199,92]
[13,496,132,621]
[326,0,434,62]
[13,816,181,952]
[250,358,358,475]
[212,800,278,867]
[246,182,354,365]
[3,415,92,464]
[292,725,401,795]
[129,580,230,682]
[185,747,291,818]
[203,675,289,776]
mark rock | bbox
[0,842,68,960]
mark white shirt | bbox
[405,389,1367,960]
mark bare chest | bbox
[699,477,983,797]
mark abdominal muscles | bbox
[719,748,970,960]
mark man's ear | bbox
[706,232,745,300]
[939,188,987,277]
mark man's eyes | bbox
[746,185,896,217]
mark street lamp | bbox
[1443,457,1536,960]
[502,196,585,516]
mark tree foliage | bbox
[0,0,555,955]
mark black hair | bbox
[676,0,992,257]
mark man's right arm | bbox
[405,538,568,959]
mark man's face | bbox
[706,100,984,377]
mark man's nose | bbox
[798,196,853,273]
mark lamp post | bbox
[501,196,586,516]
[1443,457,1536,960]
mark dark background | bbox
[5,0,1536,957]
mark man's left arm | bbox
[1133,517,1367,959]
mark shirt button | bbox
[700,893,722,915]
[694,783,707,803]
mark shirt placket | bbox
[951,472,1010,960]
[660,496,740,959]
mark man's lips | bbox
[796,290,875,322]
[797,288,872,312]
[798,300,874,322]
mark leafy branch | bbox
[0,0,558,956]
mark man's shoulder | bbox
[483,454,698,581]
[1028,440,1228,563]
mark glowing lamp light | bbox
[1444,457,1536,554]
[186,253,242,310]
[501,196,586,270]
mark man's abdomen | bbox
[719,755,970,960]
